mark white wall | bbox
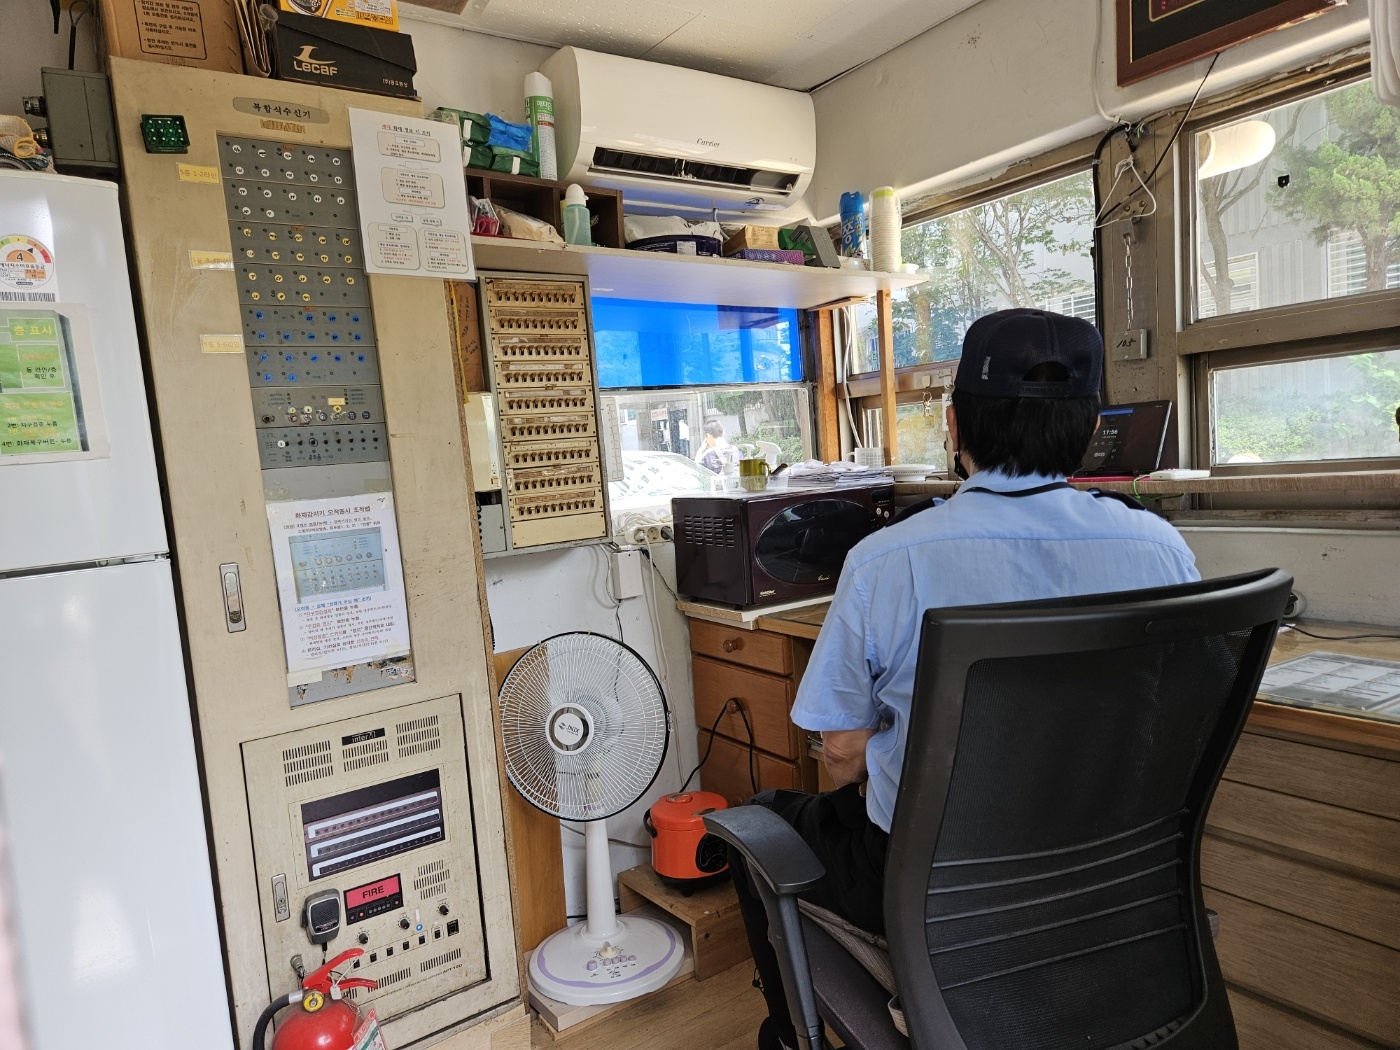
[807,0,1371,221]
[482,543,699,919]
[1,0,100,119]
[401,8,554,122]
[1181,528,1400,627]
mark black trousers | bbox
[728,783,890,1049]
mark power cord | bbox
[1282,623,1400,642]
[679,697,759,796]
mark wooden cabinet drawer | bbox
[689,620,793,675]
[692,655,801,760]
[697,730,805,809]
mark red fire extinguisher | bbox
[252,949,379,1050]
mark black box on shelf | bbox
[270,11,416,98]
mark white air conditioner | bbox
[540,47,815,219]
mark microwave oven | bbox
[672,483,895,608]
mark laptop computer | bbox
[1075,400,1173,479]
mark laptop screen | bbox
[1076,401,1173,477]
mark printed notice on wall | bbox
[347,108,475,281]
[267,492,412,686]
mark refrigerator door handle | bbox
[221,562,247,632]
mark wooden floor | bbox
[532,961,768,1050]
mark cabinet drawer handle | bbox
[722,638,743,653]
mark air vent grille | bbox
[283,740,334,786]
[377,966,412,989]
[420,947,462,973]
[681,515,738,548]
[590,147,800,195]
[342,736,389,772]
[415,860,450,900]
[396,715,441,758]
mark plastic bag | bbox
[486,113,534,151]
[494,204,563,243]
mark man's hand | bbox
[821,729,874,788]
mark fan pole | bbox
[584,819,619,940]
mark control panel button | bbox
[399,917,411,930]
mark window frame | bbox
[845,141,1101,451]
[1172,62,1400,477]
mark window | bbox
[591,298,812,529]
[850,170,1097,374]
[1177,68,1400,479]
[1191,78,1400,321]
[1211,348,1400,465]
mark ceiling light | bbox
[1197,120,1277,180]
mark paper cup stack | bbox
[869,186,902,274]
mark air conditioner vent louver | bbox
[396,714,442,758]
[590,148,798,194]
[283,740,334,786]
[421,947,463,973]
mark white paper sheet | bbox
[348,107,475,281]
[267,492,411,685]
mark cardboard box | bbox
[722,225,781,255]
[270,11,416,98]
[278,0,399,33]
[97,0,243,73]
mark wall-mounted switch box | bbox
[38,68,119,173]
[1113,329,1149,362]
[610,548,644,601]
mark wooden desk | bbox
[693,604,1400,1048]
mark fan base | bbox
[529,914,684,1006]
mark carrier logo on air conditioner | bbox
[293,46,338,76]
[697,138,720,148]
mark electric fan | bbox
[499,631,683,1006]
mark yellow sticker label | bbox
[260,119,306,136]
[177,164,221,185]
[189,250,234,271]
[200,334,243,355]
[302,990,325,1013]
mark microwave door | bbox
[753,499,876,591]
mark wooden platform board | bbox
[617,864,751,981]
[528,904,694,1039]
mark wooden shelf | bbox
[469,236,926,310]
[894,469,1400,499]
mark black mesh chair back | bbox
[884,569,1292,1050]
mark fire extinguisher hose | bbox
[251,991,306,1050]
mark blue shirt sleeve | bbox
[790,564,883,732]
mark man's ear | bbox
[945,402,960,450]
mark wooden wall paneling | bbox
[1201,835,1400,950]
[1228,988,1381,1050]
[1204,889,1400,1046]
[875,289,898,464]
[492,651,567,955]
[450,280,486,393]
[810,308,841,461]
[1205,779,1400,883]
[1224,733,1400,821]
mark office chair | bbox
[705,568,1293,1050]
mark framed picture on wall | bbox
[1116,0,1340,86]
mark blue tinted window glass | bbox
[592,298,804,389]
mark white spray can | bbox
[524,71,558,181]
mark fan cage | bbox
[499,632,671,822]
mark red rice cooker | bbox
[644,791,730,884]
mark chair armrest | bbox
[704,807,826,1050]
[703,807,825,895]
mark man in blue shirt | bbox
[732,309,1199,1050]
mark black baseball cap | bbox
[954,308,1103,399]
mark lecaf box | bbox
[270,11,416,98]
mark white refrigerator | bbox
[0,171,233,1049]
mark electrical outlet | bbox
[257,424,388,468]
